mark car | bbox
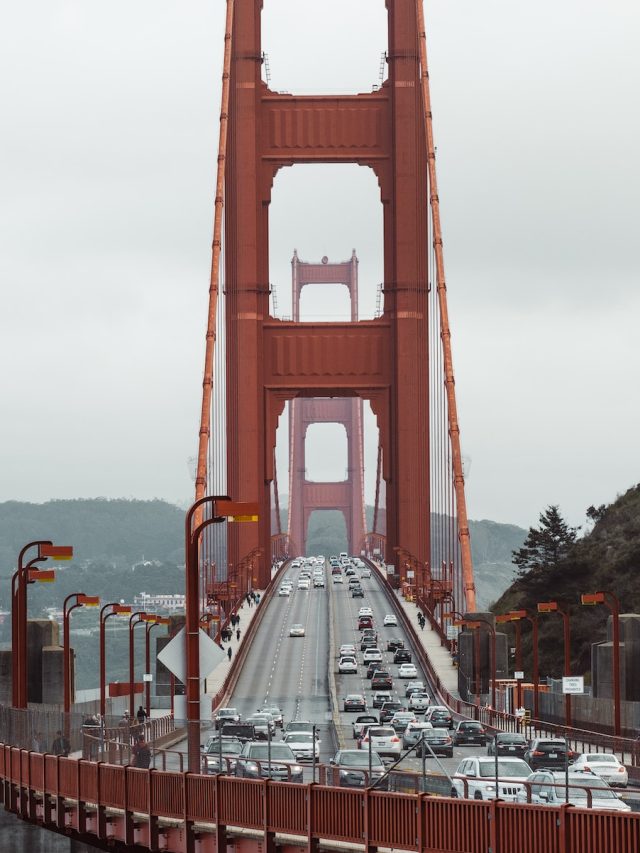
[235,742,303,783]
[283,732,320,761]
[339,643,356,657]
[379,701,405,724]
[339,656,358,674]
[487,732,529,758]
[383,614,398,627]
[333,574,344,584]
[398,663,418,679]
[344,694,367,712]
[214,707,241,730]
[351,587,364,598]
[518,771,631,811]
[363,648,382,663]
[361,636,377,651]
[387,638,404,652]
[402,721,434,749]
[424,706,453,729]
[358,726,402,757]
[358,616,373,630]
[329,749,387,789]
[366,661,381,679]
[352,714,378,739]
[358,607,373,617]
[345,568,356,577]
[245,713,276,738]
[389,711,417,734]
[405,681,425,698]
[453,720,487,746]
[289,624,306,637]
[259,705,284,728]
[524,738,578,771]
[297,579,310,590]
[217,723,256,742]
[408,692,431,712]
[415,727,454,757]
[202,736,244,773]
[371,671,393,691]
[372,692,392,709]
[570,753,628,787]
[283,721,319,738]
[361,569,371,579]
[393,649,412,664]
[451,756,532,801]
[278,586,291,597]
[348,578,360,588]
[313,577,325,588]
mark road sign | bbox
[514,671,524,680]
[157,627,226,683]
[446,625,460,640]
[562,676,584,694]
[143,673,153,683]
[407,570,415,579]
[386,564,395,575]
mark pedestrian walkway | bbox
[204,592,265,701]
[370,562,460,699]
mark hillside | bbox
[492,484,640,679]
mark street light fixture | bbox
[129,612,149,717]
[497,609,540,719]
[11,540,73,709]
[99,603,132,717]
[537,601,572,727]
[185,496,259,773]
[63,593,100,713]
[581,591,621,737]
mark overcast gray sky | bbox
[1,1,638,530]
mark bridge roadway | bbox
[222,558,465,780]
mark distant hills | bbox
[493,484,640,679]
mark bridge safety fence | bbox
[2,742,640,853]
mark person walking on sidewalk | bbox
[227,647,232,662]
[236,628,241,641]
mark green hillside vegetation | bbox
[492,484,640,680]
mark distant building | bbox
[133,592,185,613]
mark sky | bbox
[1,1,639,530]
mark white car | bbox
[333,575,344,584]
[358,607,373,617]
[339,644,356,657]
[289,624,305,637]
[313,577,325,587]
[409,692,431,712]
[359,726,402,757]
[570,753,628,787]
[283,732,320,761]
[383,614,398,627]
[452,756,531,801]
[297,579,310,590]
[339,656,358,674]
[361,569,371,579]
[398,663,418,679]
[363,648,382,663]
[278,586,291,597]
[519,770,631,811]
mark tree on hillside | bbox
[586,504,607,524]
[512,505,578,577]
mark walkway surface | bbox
[204,591,265,700]
[370,562,460,699]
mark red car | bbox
[358,616,373,630]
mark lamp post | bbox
[99,603,132,718]
[537,601,572,728]
[185,496,259,773]
[145,616,170,717]
[581,591,621,737]
[12,540,73,708]
[63,593,100,713]
[498,610,539,719]
[129,612,148,717]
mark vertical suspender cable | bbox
[416,0,476,612]
[194,0,235,528]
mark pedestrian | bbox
[52,730,71,757]
[236,628,240,641]
[31,731,44,752]
[118,710,131,743]
[132,735,151,769]
[137,705,147,726]
[227,647,232,662]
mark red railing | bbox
[1,745,638,853]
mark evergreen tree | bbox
[512,505,577,577]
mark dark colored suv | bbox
[524,738,578,771]
[371,670,393,691]
[393,649,412,664]
[488,732,529,758]
[380,701,405,724]
[452,720,487,746]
